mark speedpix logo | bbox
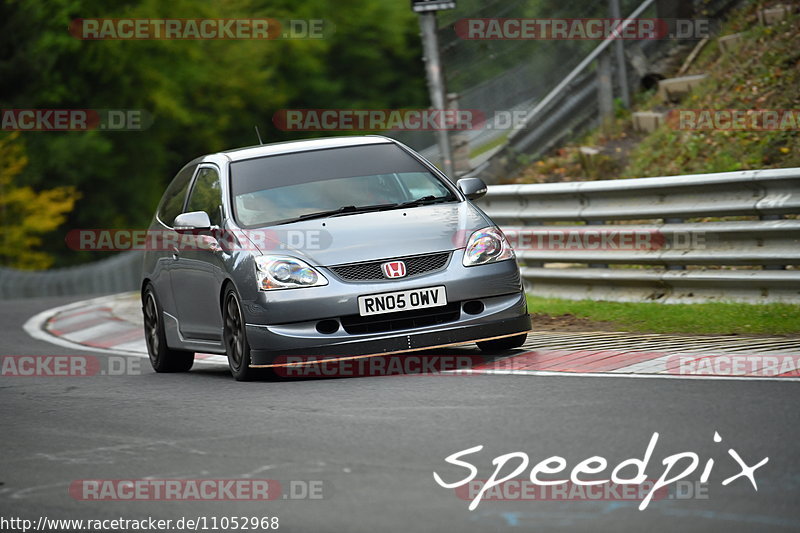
[434,432,768,511]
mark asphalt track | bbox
[2,295,799,532]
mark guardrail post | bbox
[587,220,609,269]
[760,214,787,270]
[524,220,544,269]
[664,217,687,270]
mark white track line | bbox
[466,368,800,382]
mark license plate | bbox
[357,286,447,317]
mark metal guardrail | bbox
[0,251,141,299]
[477,167,800,303]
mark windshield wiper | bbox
[292,203,399,222]
[273,197,455,225]
[397,195,455,208]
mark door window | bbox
[157,163,197,226]
[186,167,223,227]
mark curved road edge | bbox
[21,292,800,381]
[23,292,227,365]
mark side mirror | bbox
[173,211,212,230]
[457,177,488,200]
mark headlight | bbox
[255,256,328,290]
[462,226,515,267]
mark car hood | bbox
[243,201,492,266]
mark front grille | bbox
[341,303,461,335]
[329,252,451,282]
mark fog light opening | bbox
[315,319,340,335]
[463,300,484,315]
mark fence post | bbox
[609,0,630,108]
[448,92,471,176]
[418,11,454,179]
[597,50,614,132]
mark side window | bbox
[157,164,197,226]
[186,167,223,227]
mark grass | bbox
[624,8,800,178]
[527,295,800,335]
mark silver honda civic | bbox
[141,136,530,380]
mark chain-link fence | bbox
[395,0,645,158]
[396,0,742,174]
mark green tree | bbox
[0,133,80,269]
[0,0,427,266]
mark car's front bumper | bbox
[242,252,530,366]
[248,305,530,366]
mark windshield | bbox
[229,144,458,227]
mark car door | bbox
[169,165,226,341]
[149,162,198,317]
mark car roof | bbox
[220,135,396,162]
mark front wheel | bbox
[142,285,194,372]
[477,333,527,353]
[222,287,263,381]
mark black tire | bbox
[222,286,264,381]
[476,333,527,353]
[142,285,194,373]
